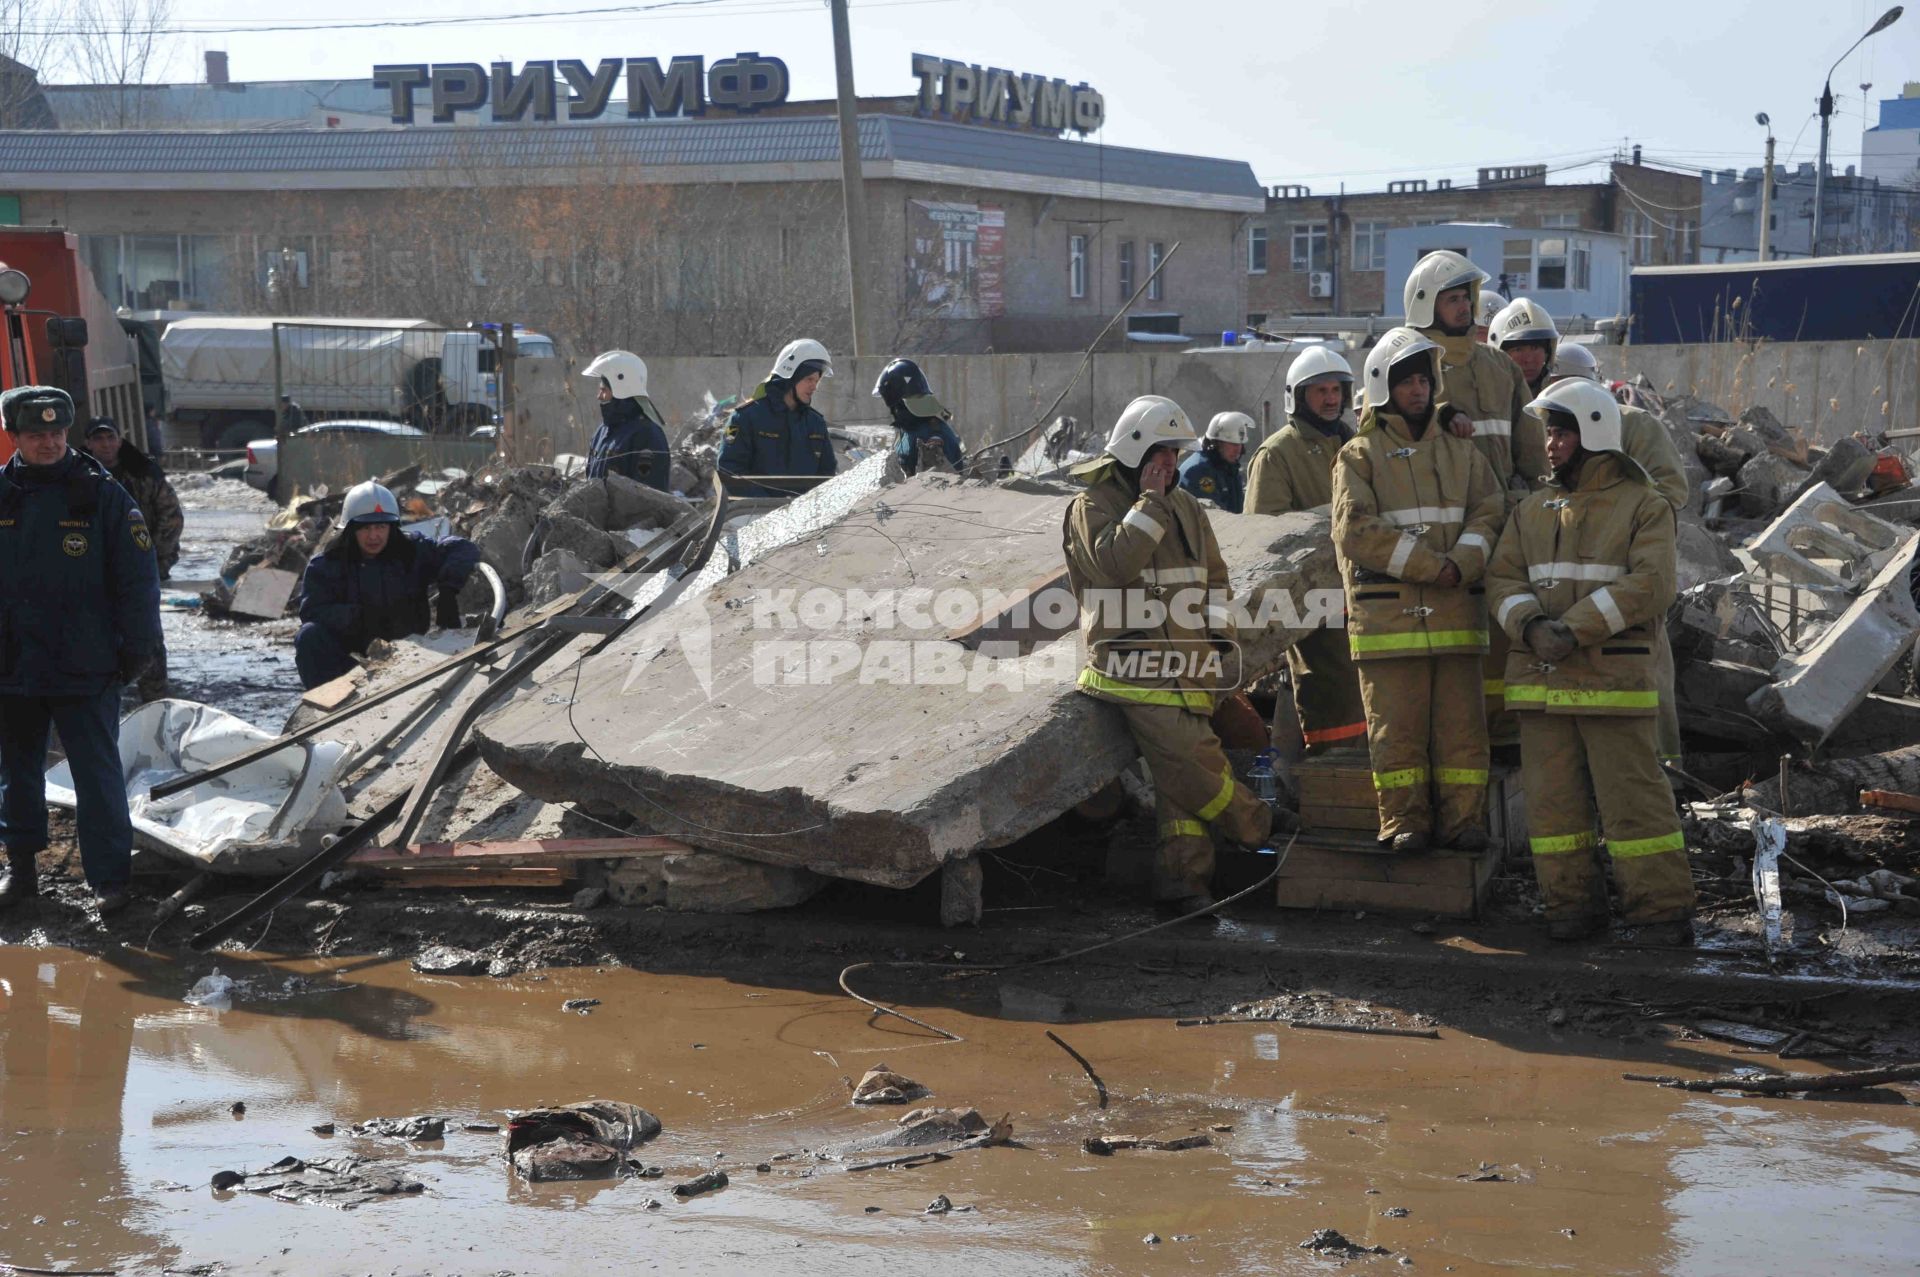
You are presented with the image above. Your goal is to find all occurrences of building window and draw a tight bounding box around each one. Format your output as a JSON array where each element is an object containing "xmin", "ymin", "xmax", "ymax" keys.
[
  {"xmin": 1681, "ymin": 218, "xmax": 1698, "ymax": 262},
  {"xmin": 1572, "ymin": 239, "xmax": 1592, "ymax": 290},
  {"xmin": 1248, "ymin": 225, "xmax": 1269, "ymax": 274},
  {"xmin": 1118, "ymin": 240, "xmax": 1134, "ymax": 296},
  {"xmin": 1147, "ymin": 241, "xmax": 1166, "ymax": 301},
  {"xmin": 1246, "ymin": 312, "xmax": 1268, "ymax": 329},
  {"xmin": 1352, "ymin": 220, "xmax": 1387, "ymax": 271},
  {"xmin": 1289, "ymin": 221, "xmax": 1328, "ymax": 273},
  {"xmin": 1541, "ymin": 212, "xmax": 1580, "ymax": 229},
  {"xmin": 1069, "ymin": 234, "xmax": 1087, "ymax": 299},
  {"xmin": 1502, "ymin": 238, "xmax": 1533, "ymax": 291},
  {"xmin": 1626, "ymin": 212, "xmax": 1655, "ymax": 265},
  {"xmin": 1537, "ymin": 237, "xmax": 1569, "ymax": 290}
]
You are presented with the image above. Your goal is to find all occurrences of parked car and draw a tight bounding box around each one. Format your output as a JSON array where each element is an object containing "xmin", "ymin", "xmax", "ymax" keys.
[{"xmin": 243, "ymin": 420, "xmax": 426, "ymax": 499}]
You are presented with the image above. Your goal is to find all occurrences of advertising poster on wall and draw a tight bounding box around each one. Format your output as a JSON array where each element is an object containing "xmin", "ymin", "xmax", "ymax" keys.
[{"xmin": 907, "ymin": 201, "xmax": 1006, "ymax": 319}]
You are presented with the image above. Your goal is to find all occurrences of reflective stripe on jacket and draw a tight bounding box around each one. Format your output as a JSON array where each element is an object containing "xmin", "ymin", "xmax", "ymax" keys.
[
  {"xmin": 1484, "ymin": 451, "xmax": 1677, "ymax": 716},
  {"xmin": 1331, "ymin": 402, "xmax": 1506, "ymax": 661},
  {"xmin": 1064, "ymin": 462, "xmax": 1235, "ymax": 709}
]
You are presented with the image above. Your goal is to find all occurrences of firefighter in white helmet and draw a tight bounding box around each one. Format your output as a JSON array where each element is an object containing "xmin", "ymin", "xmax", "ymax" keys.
[
  {"xmin": 1246, "ymin": 345, "xmax": 1367, "ymax": 753},
  {"xmin": 718, "ymin": 338, "xmax": 837, "ymax": 497},
  {"xmin": 1474, "ymin": 285, "xmax": 1508, "ymax": 343},
  {"xmin": 581, "ymin": 350, "xmax": 671, "ymax": 491},
  {"xmin": 294, "ymin": 480, "xmax": 481, "ymax": 689},
  {"xmin": 1177, "ymin": 411, "xmax": 1253, "ymax": 512},
  {"xmin": 1486, "ymin": 378, "xmax": 1694, "ymax": 943},
  {"xmin": 1542, "ymin": 325, "xmax": 1690, "ymax": 767},
  {"xmin": 1332, "ymin": 328, "xmax": 1506, "ymax": 853},
  {"xmin": 1064, "ymin": 395, "xmax": 1280, "ymax": 912}
]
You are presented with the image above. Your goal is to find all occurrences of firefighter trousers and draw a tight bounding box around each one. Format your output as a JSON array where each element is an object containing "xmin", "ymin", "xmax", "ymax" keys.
[
  {"xmin": 1517, "ymin": 712, "xmax": 1696, "ymax": 926},
  {"xmin": 1484, "ymin": 627, "xmax": 1518, "ymax": 749},
  {"xmin": 1653, "ymin": 617, "xmax": 1680, "ymax": 765},
  {"xmin": 1354, "ymin": 654, "xmax": 1489, "ymax": 844},
  {"xmin": 1118, "ymin": 701, "xmax": 1273, "ymax": 902},
  {"xmin": 1286, "ymin": 626, "xmax": 1368, "ymax": 755}
]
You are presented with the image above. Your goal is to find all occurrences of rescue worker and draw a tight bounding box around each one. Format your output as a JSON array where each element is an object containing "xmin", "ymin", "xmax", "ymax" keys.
[
  {"xmin": 581, "ymin": 349, "xmax": 671, "ymax": 491},
  {"xmin": 1063, "ymin": 394, "xmax": 1277, "ymax": 912},
  {"xmin": 1177, "ymin": 413, "xmax": 1252, "ymax": 513},
  {"xmin": 0, "ymin": 387, "xmax": 162, "ymax": 916},
  {"xmin": 1405, "ymin": 250, "xmax": 1547, "ymax": 755},
  {"xmin": 873, "ymin": 357, "xmax": 965, "ymax": 477},
  {"xmin": 718, "ymin": 339, "xmax": 837, "ymax": 497},
  {"xmin": 1543, "ymin": 333, "xmax": 1690, "ymax": 766},
  {"xmin": 1245, "ymin": 346, "xmax": 1368, "ymax": 753},
  {"xmin": 1332, "ymin": 328, "xmax": 1506, "ymax": 853},
  {"xmin": 83, "ymin": 417, "xmax": 183, "ymax": 701},
  {"xmin": 294, "ymin": 480, "xmax": 481, "ymax": 689},
  {"xmin": 1485, "ymin": 378, "xmax": 1694, "ymax": 942}
]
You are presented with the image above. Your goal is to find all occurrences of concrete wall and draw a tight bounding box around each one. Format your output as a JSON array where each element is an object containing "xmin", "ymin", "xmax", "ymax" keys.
[{"xmin": 1601, "ymin": 338, "xmax": 1920, "ymax": 444}]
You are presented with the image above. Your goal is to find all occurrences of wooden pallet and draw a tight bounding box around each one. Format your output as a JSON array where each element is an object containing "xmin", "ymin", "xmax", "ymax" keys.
[
  {"xmin": 1275, "ymin": 829, "xmax": 1501, "ymax": 920},
  {"xmin": 1291, "ymin": 755, "xmax": 1523, "ymax": 857}
]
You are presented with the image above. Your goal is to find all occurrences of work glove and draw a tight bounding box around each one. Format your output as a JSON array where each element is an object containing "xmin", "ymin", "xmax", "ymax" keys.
[
  {"xmin": 434, "ymin": 588, "xmax": 464, "ymax": 630},
  {"xmin": 1524, "ymin": 617, "xmax": 1577, "ymax": 663},
  {"xmin": 1445, "ymin": 409, "xmax": 1475, "ymax": 439}
]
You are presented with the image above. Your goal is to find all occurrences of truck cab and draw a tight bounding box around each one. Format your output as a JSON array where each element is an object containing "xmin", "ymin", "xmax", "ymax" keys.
[{"xmin": 437, "ymin": 324, "xmax": 554, "ymax": 428}]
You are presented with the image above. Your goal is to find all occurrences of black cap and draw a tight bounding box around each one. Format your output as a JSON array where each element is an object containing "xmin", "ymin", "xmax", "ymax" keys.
[{"xmin": 85, "ymin": 417, "xmax": 120, "ymax": 439}]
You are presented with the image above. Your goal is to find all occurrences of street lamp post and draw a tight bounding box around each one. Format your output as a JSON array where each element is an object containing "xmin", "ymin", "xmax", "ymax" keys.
[
  {"xmin": 1813, "ymin": 5, "xmax": 1902, "ymax": 256},
  {"xmin": 1756, "ymin": 113, "xmax": 1775, "ymax": 262}
]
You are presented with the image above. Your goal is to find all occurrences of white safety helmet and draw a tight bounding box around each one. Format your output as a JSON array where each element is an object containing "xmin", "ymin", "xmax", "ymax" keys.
[
  {"xmin": 1283, "ymin": 344, "xmax": 1355, "ymax": 417},
  {"xmin": 338, "ymin": 479, "xmax": 402, "ymax": 529},
  {"xmin": 770, "ymin": 338, "xmax": 834, "ymax": 382},
  {"xmin": 1476, "ymin": 288, "xmax": 1508, "ymax": 330},
  {"xmin": 1548, "ymin": 342, "xmax": 1601, "ymax": 383},
  {"xmin": 1489, "ymin": 298, "xmax": 1559, "ymax": 357},
  {"xmin": 1204, "ymin": 411, "xmax": 1255, "ymax": 446},
  {"xmin": 582, "ymin": 349, "xmax": 649, "ymax": 399},
  {"xmin": 1403, "ymin": 249, "xmax": 1489, "ymax": 329},
  {"xmin": 1362, "ymin": 327, "xmax": 1446, "ymax": 410},
  {"xmin": 1525, "ymin": 378, "xmax": 1623, "ymax": 454},
  {"xmin": 1103, "ymin": 394, "xmax": 1201, "ymax": 468}
]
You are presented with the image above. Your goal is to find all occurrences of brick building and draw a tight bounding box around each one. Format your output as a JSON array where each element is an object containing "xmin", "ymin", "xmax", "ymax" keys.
[{"xmin": 1245, "ymin": 158, "xmax": 1701, "ymax": 324}]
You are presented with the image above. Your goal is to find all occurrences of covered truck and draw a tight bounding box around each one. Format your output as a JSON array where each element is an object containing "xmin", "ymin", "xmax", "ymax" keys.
[{"xmin": 160, "ymin": 316, "xmax": 555, "ymax": 448}]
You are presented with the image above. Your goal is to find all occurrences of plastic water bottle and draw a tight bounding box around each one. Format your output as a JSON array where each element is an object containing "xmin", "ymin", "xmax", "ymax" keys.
[{"xmin": 1249, "ymin": 748, "xmax": 1279, "ymax": 809}]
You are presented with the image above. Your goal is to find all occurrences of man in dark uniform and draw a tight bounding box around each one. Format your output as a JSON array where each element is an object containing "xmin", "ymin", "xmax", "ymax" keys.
[
  {"xmin": 0, "ymin": 387, "xmax": 162, "ymax": 916},
  {"xmin": 1177, "ymin": 412, "xmax": 1253, "ymax": 513},
  {"xmin": 581, "ymin": 349, "xmax": 672, "ymax": 491},
  {"xmin": 717, "ymin": 338, "xmax": 837, "ymax": 497},
  {"xmin": 85, "ymin": 417, "xmax": 183, "ymax": 702},
  {"xmin": 872, "ymin": 357, "xmax": 964, "ymax": 477},
  {"xmin": 294, "ymin": 479, "xmax": 481, "ymax": 689}
]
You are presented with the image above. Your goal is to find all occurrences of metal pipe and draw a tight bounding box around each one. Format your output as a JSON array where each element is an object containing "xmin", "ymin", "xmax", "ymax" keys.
[{"xmin": 474, "ymin": 561, "xmax": 508, "ymax": 643}]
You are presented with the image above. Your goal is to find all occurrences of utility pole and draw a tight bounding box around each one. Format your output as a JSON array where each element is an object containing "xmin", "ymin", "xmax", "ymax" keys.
[
  {"xmin": 828, "ymin": 0, "xmax": 872, "ymax": 357},
  {"xmin": 1813, "ymin": 7, "xmax": 1904, "ymax": 257},
  {"xmin": 1758, "ymin": 127, "xmax": 1776, "ymax": 262}
]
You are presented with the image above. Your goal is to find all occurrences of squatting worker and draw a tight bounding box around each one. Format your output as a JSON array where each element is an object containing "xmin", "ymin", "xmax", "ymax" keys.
[
  {"xmin": 1544, "ymin": 338, "xmax": 1689, "ymax": 769},
  {"xmin": 719, "ymin": 339, "xmax": 838, "ymax": 497},
  {"xmin": 294, "ymin": 480, "xmax": 481, "ymax": 689},
  {"xmin": 84, "ymin": 416, "xmax": 183, "ymax": 702},
  {"xmin": 1177, "ymin": 413, "xmax": 1252, "ymax": 513},
  {"xmin": 873, "ymin": 357, "xmax": 965, "ymax": 477},
  {"xmin": 1063, "ymin": 394, "xmax": 1280, "ymax": 914},
  {"xmin": 1332, "ymin": 328, "xmax": 1505, "ymax": 855},
  {"xmin": 1485, "ymin": 378, "xmax": 1695, "ymax": 944},
  {"xmin": 1245, "ymin": 346, "xmax": 1367, "ymax": 754},
  {"xmin": 0, "ymin": 387, "xmax": 162, "ymax": 917},
  {"xmin": 582, "ymin": 350, "xmax": 672, "ymax": 491}
]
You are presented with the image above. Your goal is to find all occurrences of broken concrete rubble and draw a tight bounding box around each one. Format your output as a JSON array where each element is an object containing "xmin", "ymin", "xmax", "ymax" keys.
[{"xmin": 475, "ymin": 472, "xmax": 1340, "ymax": 893}]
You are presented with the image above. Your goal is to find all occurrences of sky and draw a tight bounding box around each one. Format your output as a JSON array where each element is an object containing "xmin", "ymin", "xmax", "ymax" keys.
[{"xmin": 34, "ymin": 0, "xmax": 1920, "ymax": 191}]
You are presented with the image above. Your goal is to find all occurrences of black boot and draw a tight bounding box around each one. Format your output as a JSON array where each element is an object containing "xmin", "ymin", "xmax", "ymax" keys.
[{"xmin": 0, "ymin": 853, "xmax": 39, "ymax": 911}]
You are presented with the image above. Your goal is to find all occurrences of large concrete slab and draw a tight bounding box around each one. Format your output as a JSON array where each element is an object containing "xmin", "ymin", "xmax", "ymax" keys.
[{"xmin": 476, "ymin": 473, "xmax": 1339, "ymax": 890}]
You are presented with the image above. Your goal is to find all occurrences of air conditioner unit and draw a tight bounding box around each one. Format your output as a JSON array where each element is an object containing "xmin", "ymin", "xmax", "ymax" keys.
[{"xmin": 1307, "ymin": 271, "xmax": 1334, "ymax": 299}]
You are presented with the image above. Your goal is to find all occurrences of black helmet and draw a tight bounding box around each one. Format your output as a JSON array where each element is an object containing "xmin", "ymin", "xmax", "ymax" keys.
[{"xmin": 872, "ymin": 358, "xmax": 932, "ymax": 410}]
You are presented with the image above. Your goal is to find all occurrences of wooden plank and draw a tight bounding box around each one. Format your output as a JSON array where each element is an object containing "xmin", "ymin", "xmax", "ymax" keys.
[
  {"xmin": 350, "ymin": 835, "xmax": 692, "ymax": 870},
  {"xmin": 1276, "ymin": 876, "xmax": 1477, "ymax": 918},
  {"xmin": 301, "ymin": 671, "xmax": 363, "ymax": 711},
  {"xmin": 1861, "ymin": 789, "xmax": 1920, "ymax": 815},
  {"xmin": 1300, "ymin": 805, "xmax": 1383, "ymax": 833},
  {"xmin": 371, "ymin": 867, "xmax": 572, "ymax": 889},
  {"xmin": 1282, "ymin": 846, "xmax": 1485, "ymax": 888}
]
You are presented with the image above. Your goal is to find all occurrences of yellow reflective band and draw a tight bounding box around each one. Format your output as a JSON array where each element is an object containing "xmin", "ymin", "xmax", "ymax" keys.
[
  {"xmin": 1076, "ymin": 667, "xmax": 1214, "ymax": 712},
  {"xmin": 1502, "ymin": 685, "xmax": 1659, "ymax": 711},
  {"xmin": 1349, "ymin": 629, "xmax": 1489, "ymax": 654},
  {"xmin": 1161, "ymin": 819, "xmax": 1208, "ymax": 840},
  {"xmin": 1530, "ymin": 830, "xmax": 1598, "ymax": 855},
  {"xmin": 1373, "ymin": 767, "xmax": 1429, "ymax": 790},
  {"xmin": 1608, "ymin": 829, "xmax": 1686, "ymax": 859},
  {"xmin": 1196, "ymin": 766, "xmax": 1236, "ymax": 822},
  {"xmin": 1483, "ymin": 679, "xmax": 1505, "ymax": 696},
  {"xmin": 1435, "ymin": 768, "xmax": 1489, "ymax": 786}
]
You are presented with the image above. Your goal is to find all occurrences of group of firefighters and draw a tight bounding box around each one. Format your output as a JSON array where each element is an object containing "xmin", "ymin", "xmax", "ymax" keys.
[
  {"xmin": 1067, "ymin": 249, "xmax": 1696, "ymax": 945},
  {"xmin": 0, "ymin": 253, "xmax": 1696, "ymax": 944}
]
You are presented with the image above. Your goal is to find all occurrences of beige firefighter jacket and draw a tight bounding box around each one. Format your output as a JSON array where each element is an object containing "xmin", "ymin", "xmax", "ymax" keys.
[
  {"xmin": 1423, "ymin": 328, "xmax": 1545, "ymax": 495},
  {"xmin": 1331, "ymin": 402, "xmax": 1506, "ymax": 662},
  {"xmin": 1246, "ymin": 417, "xmax": 1349, "ymax": 514},
  {"xmin": 1485, "ymin": 451, "xmax": 1678, "ymax": 716},
  {"xmin": 1621, "ymin": 405, "xmax": 1690, "ymax": 513},
  {"xmin": 1064, "ymin": 461, "xmax": 1235, "ymax": 711}
]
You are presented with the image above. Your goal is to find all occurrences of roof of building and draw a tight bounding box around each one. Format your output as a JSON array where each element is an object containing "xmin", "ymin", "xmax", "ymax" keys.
[{"xmin": 0, "ymin": 113, "xmax": 1264, "ymax": 210}]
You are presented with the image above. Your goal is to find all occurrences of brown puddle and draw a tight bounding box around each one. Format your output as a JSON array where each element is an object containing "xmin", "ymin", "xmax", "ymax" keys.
[{"xmin": 2, "ymin": 946, "xmax": 1918, "ymax": 1276}]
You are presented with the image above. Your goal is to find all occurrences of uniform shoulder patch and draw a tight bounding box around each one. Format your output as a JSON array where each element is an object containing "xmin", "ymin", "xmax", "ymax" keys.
[
  {"xmin": 131, "ymin": 523, "xmax": 152, "ymax": 552},
  {"xmin": 1197, "ymin": 476, "xmax": 1216, "ymax": 493}
]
